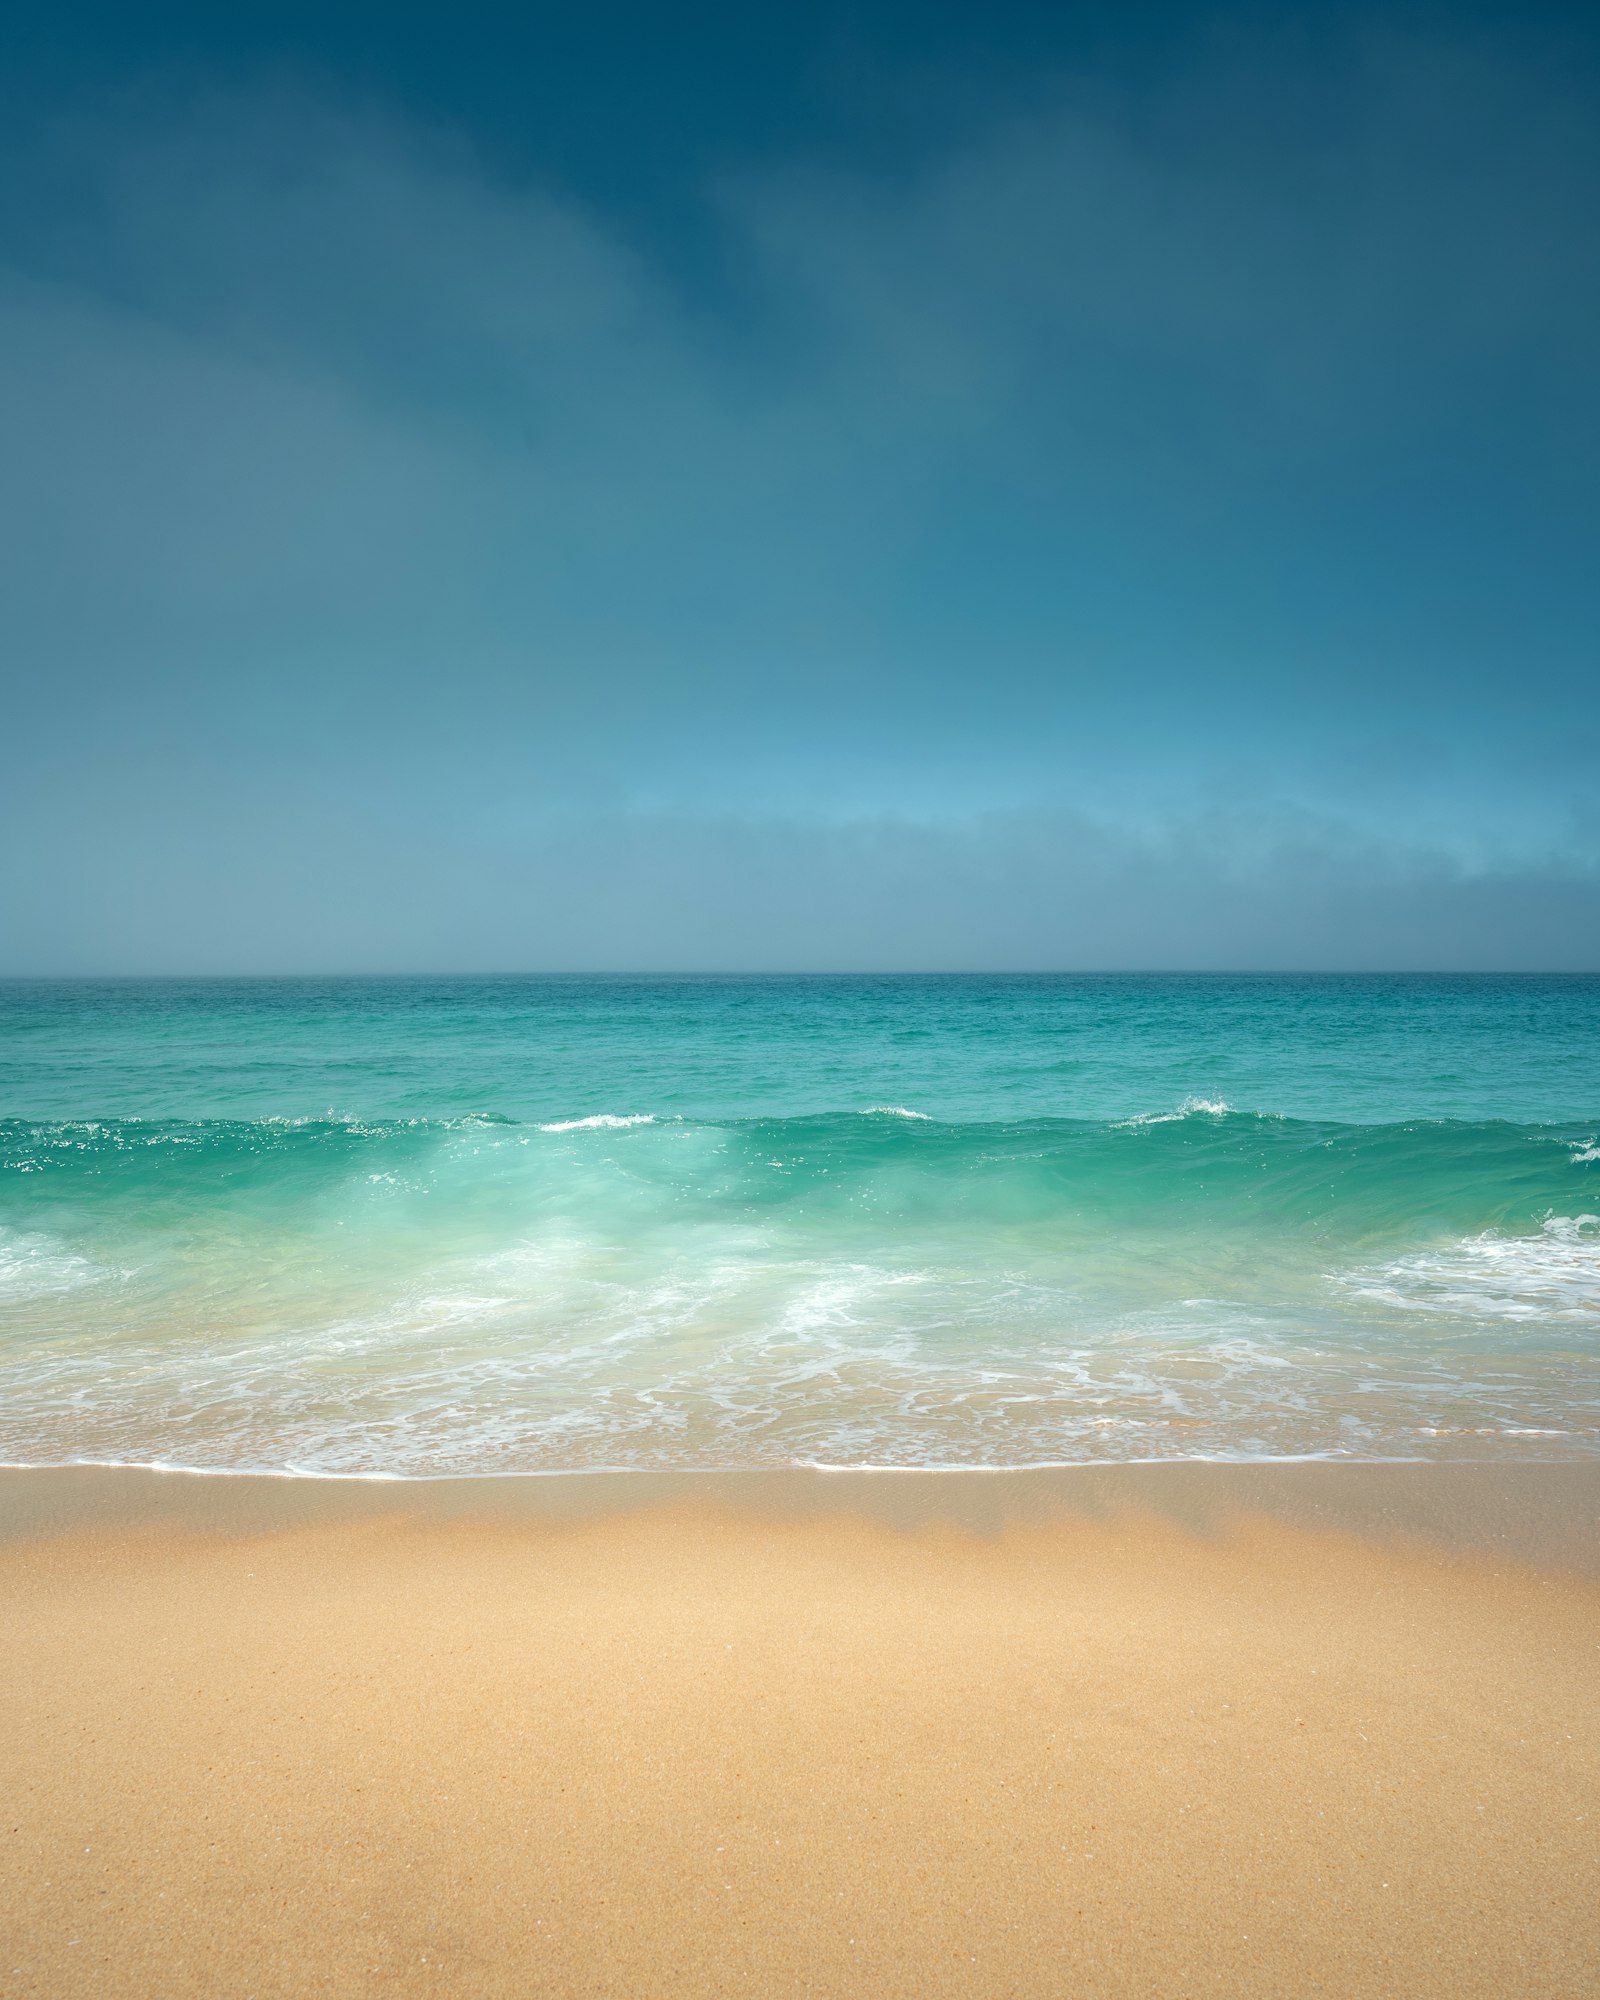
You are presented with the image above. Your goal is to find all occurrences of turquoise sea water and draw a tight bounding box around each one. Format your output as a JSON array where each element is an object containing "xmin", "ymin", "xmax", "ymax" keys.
[{"xmin": 1, "ymin": 975, "xmax": 1597, "ymax": 1474}]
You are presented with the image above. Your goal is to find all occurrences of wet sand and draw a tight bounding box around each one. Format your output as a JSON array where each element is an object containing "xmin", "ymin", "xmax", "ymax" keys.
[{"xmin": 2, "ymin": 1463, "xmax": 1598, "ymax": 1997}]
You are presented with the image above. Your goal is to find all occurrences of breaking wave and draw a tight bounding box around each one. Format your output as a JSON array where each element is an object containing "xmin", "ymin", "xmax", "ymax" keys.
[
  {"xmin": 1339, "ymin": 1215, "xmax": 1600, "ymax": 1321},
  {"xmin": 1, "ymin": 1107, "xmax": 1597, "ymax": 1475}
]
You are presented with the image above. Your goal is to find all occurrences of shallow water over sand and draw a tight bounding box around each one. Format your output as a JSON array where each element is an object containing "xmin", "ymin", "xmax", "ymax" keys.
[{"xmin": 2, "ymin": 975, "xmax": 1596, "ymax": 1473}]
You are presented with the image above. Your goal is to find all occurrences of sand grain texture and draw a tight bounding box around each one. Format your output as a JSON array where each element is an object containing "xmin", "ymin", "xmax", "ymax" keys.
[{"xmin": 2, "ymin": 1483, "xmax": 1597, "ymax": 1998}]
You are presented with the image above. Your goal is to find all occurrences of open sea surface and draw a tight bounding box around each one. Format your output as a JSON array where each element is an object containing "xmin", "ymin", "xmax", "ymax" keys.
[{"xmin": 1, "ymin": 974, "xmax": 1597, "ymax": 1475}]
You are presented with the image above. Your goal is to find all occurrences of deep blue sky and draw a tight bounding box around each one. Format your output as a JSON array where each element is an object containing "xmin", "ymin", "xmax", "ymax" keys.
[{"xmin": 2, "ymin": 1, "xmax": 1597, "ymax": 970}]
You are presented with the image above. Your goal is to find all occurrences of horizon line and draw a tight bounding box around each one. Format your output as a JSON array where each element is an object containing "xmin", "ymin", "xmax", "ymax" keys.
[{"xmin": 3, "ymin": 968, "xmax": 1598, "ymax": 984}]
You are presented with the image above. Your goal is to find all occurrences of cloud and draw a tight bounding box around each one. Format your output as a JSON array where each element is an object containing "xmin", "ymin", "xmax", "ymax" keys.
[
  {"xmin": 6, "ymin": 31, "xmax": 1596, "ymax": 630},
  {"xmin": 1, "ymin": 24, "xmax": 1597, "ymax": 968},
  {"xmin": 730, "ymin": 30, "xmax": 1600, "ymax": 459},
  {"xmin": 4, "ymin": 779, "xmax": 1596, "ymax": 972}
]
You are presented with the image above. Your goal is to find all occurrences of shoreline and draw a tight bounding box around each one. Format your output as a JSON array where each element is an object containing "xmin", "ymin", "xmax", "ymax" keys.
[
  {"xmin": 4, "ymin": 1459, "xmax": 1597, "ymax": 1996},
  {"xmin": 4, "ymin": 1456, "xmax": 1600, "ymax": 1574}
]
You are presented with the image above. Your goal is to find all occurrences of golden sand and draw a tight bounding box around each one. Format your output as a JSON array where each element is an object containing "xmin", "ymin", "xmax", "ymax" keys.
[{"xmin": 2, "ymin": 1467, "xmax": 1597, "ymax": 1997}]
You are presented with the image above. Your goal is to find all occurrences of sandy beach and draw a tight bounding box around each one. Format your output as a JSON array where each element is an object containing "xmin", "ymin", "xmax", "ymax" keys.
[{"xmin": 2, "ymin": 1463, "xmax": 1597, "ymax": 1998}]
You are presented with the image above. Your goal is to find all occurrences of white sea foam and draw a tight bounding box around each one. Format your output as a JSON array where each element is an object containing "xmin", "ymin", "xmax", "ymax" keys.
[
  {"xmin": 0, "ymin": 1228, "xmax": 104, "ymax": 1299},
  {"xmin": 5, "ymin": 1187, "xmax": 1598, "ymax": 1477},
  {"xmin": 862, "ymin": 1106, "xmax": 932, "ymax": 1120},
  {"xmin": 537, "ymin": 1114, "xmax": 656, "ymax": 1133},
  {"xmin": 1339, "ymin": 1215, "xmax": 1600, "ymax": 1321},
  {"xmin": 1115, "ymin": 1097, "xmax": 1233, "ymax": 1128},
  {"xmin": 1572, "ymin": 1140, "xmax": 1600, "ymax": 1164},
  {"xmin": 8, "ymin": 1231, "xmax": 1593, "ymax": 1478}
]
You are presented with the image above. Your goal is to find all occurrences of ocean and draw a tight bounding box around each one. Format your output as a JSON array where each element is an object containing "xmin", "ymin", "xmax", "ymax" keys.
[{"xmin": 1, "ymin": 974, "xmax": 1596, "ymax": 1475}]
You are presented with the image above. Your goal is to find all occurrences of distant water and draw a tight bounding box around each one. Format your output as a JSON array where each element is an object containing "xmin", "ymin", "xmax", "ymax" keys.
[{"xmin": 1, "ymin": 975, "xmax": 1597, "ymax": 1475}]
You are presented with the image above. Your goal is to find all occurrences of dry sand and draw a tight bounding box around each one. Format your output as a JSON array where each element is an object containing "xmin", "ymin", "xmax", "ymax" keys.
[{"xmin": 1, "ymin": 1464, "xmax": 1597, "ymax": 1998}]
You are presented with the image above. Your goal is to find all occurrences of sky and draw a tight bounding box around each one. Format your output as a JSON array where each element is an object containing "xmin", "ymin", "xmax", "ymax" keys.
[{"xmin": 1, "ymin": 0, "xmax": 1597, "ymax": 971}]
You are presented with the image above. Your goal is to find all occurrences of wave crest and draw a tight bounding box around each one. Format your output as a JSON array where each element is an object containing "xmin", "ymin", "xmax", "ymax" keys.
[
  {"xmin": 537, "ymin": 1114, "xmax": 656, "ymax": 1133},
  {"xmin": 1115, "ymin": 1097, "xmax": 1234, "ymax": 1128}
]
